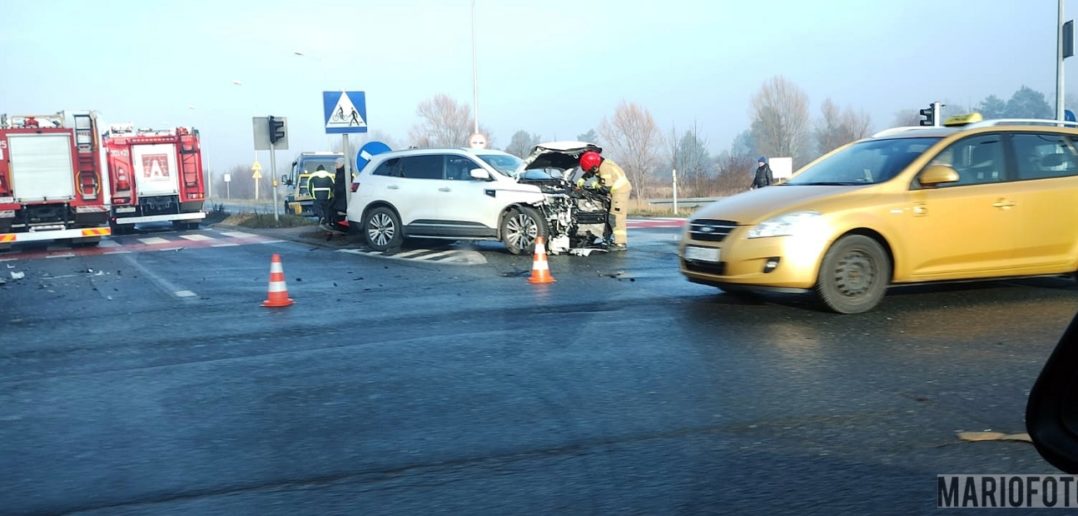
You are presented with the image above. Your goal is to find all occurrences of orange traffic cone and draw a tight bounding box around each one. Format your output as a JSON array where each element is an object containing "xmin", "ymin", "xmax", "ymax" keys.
[
  {"xmin": 528, "ymin": 236, "xmax": 556, "ymax": 284},
  {"xmin": 262, "ymin": 253, "xmax": 294, "ymax": 308}
]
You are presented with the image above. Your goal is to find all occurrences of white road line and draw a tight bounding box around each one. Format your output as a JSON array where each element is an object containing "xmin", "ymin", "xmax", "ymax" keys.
[
  {"xmin": 104, "ymin": 250, "xmax": 133, "ymax": 255},
  {"xmin": 98, "ymin": 240, "xmax": 121, "ymax": 248},
  {"xmin": 259, "ymin": 240, "xmax": 284, "ymax": 244},
  {"xmin": 119, "ymin": 253, "xmax": 198, "ymax": 302},
  {"xmin": 46, "ymin": 253, "xmax": 76, "ymax": 259},
  {"xmin": 175, "ymin": 290, "xmax": 197, "ymax": 298},
  {"xmin": 394, "ymin": 249, "xmax": 431, "ymax": 258},
  {"xmin": 179, "ymin": 234, "xmax": 214, "ymax": 241},
  {"xmin": 219, "ymin": 231, "xmax": 256, "ymax": 238},
  {"xmin": 138, "ymin": 237, "xmax": 171, "ymax": 245},
  {"xmin": 211, "ymin": 243, "xmax": 239, "ymax": 248},
  {"xmin": 419, "ymin": 250, "xmax": 459, "ymax": 260}
]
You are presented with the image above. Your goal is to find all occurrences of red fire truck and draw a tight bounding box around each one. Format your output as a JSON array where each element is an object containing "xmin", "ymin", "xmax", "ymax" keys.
[
  {"xmin": 103, "ymin": 124, "xmax": 206, "ymax": 232},
  {"xmin": 0, "ymin": 111, "xmax": 111, "ymax": 247}
]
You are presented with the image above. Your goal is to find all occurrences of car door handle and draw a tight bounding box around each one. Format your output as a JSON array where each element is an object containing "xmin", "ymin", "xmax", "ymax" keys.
[
  {"xmin": 387, "ymin": 185, "xmax": 399, "ymax": 190},
  {"xmin": 438, "ymin": 187, "xmax": 451, "ymax": 192},
  {"xmin": 992, "ymin": 199, "xmax": 1015, "ymax": 209}
]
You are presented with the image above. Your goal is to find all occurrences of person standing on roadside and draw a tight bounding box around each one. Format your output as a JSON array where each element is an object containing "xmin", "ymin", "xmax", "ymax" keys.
[
  {"xmin": 578, "ymin": 151, "xmax": 632, "ymax": 251},
  {"xmin": 751, "ymin": 156, "xmax": 774, "ymax": 189},
  {"xmin": 307, "ymin": 165, "xmax": 335, "ymax": 226}
]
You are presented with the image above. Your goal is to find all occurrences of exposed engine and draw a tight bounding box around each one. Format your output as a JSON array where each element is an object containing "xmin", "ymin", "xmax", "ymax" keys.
[{"xmin": 518, "ymin": 172, "xmax": 611, "ymax": 254}]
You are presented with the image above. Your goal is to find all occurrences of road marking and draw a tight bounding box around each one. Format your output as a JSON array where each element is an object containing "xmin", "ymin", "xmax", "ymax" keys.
[
  {"xmin": 175, "ymin": 290, "xmax": 197, "ymax": 298},
  {"xmin": 394, "ymin": 249, "xmax": 430, "ymax": 258},
  {"xmin": 219, "ymin": 231, "xmax": 257, "ymax": 238},
  {"xmin": 120, "ymin": 253, "xmax": 198, "ymax": 302},
  {"xmin": 419, "ymin": 249, "xmax": 459, "ymax": 260},
  {"xmin": 0, "ymin": 229, "xmax": 278, "ymax": 262},
  {"xmin": 338, "ymin": 247, "xmax": 486, "ymax": 265}
]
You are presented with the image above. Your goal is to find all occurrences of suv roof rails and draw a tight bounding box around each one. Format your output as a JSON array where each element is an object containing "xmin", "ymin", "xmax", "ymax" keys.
[{"xmin": 964, "ymin": 119, "xmax": 1078, "ymax": 129}]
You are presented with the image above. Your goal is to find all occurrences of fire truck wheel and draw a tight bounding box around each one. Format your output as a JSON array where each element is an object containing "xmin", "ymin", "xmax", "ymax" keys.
[{"xmin": 110, "ymin": 223, "xmax": 132, "ymax": 235}]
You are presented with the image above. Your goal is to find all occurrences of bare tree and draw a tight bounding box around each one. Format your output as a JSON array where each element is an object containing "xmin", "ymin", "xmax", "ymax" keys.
[
  {"xmin": 713, "ymin": 152, "xmax": 756, "ymax": 196},
  {"xmin": 667, "ymin": 124, "xmax": 713, "ymax": 197},
  {"xmin": 598, "ymin": 101, "xmax": 662, "ymax": 200},
  {"xmin": 408, "ymin": 94, "xmax": 486, "ymax": 148},
  {"xmin": 892, "ymin": 109, "xmax": 921, "ymax": 127},
  {"xmin": 750, "ymin": 76, "xmax": 810, "ymax": 166},
  {"xmin": 505, "ymin": 130, "xmax": 541, "ymax": 158},
  {"xmin": 815, "ymin": 98, "xmax": 872, "ymax": 154}
]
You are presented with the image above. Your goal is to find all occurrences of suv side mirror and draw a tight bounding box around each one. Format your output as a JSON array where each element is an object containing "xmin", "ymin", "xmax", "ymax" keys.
[
  {"xmin": 281, "ymin": 174, "xmax": 291, "ymax": 186},
  {"xmin": 919, "ymin": 165, "xmax": 960, "ymax": 186},
  {"xmin": 469, "ymin": 168, "xmax": 491, "ymax": 180}
]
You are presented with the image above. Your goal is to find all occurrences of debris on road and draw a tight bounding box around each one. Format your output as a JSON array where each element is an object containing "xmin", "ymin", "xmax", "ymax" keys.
[{"xmin": 956, "ymin": 431, "xmax": 1032, "ymax": 443}]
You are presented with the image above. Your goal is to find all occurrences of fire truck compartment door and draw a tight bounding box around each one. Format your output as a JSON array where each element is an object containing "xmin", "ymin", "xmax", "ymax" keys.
[
  {"xmin": 8, "ymin": 134, "xmax": 76, "ymax": 202},
  {"xmin": 132, "ymin": 143, "xmax": 180, "ymax": 197}
]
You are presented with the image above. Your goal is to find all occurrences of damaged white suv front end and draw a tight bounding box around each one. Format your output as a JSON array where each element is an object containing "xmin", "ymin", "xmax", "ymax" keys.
[{"xmin": 516, "ymin": 142, "xmax": 612, "ymax": 254}]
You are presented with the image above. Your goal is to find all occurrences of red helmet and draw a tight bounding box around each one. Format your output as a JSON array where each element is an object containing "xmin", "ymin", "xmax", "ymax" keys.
[{"xmin": 579, "ymin": 151, "xmax": 602, "ymax": 172}]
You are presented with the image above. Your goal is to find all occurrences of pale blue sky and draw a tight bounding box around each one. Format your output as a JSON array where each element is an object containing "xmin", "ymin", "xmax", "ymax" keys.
[{"xmin": 2, "ymin": 0, "xmax": 1070, "ymax": 172}]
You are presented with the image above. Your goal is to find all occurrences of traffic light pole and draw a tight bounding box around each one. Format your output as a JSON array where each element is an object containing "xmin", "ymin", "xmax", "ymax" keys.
[{"xmin": 269, "ymin": 142, "xmax": 280, "ymax": 224}]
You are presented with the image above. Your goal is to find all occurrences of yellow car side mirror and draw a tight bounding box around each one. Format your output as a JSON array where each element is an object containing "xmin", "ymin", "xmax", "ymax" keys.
[{"xmin": 919, "ymin": 165, "xmax": 960, "ymax": 186}]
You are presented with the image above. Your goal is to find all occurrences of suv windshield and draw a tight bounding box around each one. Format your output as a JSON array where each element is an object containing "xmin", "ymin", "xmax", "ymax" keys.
[
  {"xmin": 787, "ymin": 137, "xmax": 940, "ymax": 185},
  {"xmin": 476, "ymin": 154, "xmax": 522, "ymax": 176}
]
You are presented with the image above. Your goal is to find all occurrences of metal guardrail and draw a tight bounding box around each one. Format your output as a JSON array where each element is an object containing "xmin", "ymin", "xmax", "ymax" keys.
[{"xmin": 647, "ymin": 197, "xmax": 722, "ymax": 208}]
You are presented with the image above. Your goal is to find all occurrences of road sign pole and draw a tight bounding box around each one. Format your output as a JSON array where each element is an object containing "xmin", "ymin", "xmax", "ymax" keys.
[
  {"xmin": 342, "ymin": 134, "xmax": 352, "ymax": 179},
  {"xmin": 672, "ymin": 168, "xmax": 679, "ymax": 215},
  {"xmin": 270, "ymin": 142, "xmax": 280, "ymax": 224}
]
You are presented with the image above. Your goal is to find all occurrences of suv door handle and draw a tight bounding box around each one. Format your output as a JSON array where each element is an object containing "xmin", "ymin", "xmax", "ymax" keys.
[
  {"xmin": 387, "ymin": 185, "xmax": 399, "ymax": 190},
  {"xmin": 438, "ymin": 187, "xmax": 451, "ymax": 192},
  {"xmin": 992, "ymin": 199, "xmax": 1015, "ymax": 209}
]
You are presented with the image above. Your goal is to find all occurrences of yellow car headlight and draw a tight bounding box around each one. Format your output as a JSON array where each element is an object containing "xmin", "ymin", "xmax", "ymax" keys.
[{"xmin": 746, "ymin": 211, "xmax": 822, "ymax": 239}]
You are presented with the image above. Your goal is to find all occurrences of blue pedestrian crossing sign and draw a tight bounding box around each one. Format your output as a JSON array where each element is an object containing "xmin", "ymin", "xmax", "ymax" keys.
[{"xmin": 323, "ymin": 91, "xmax": 368, "ymax": 134}]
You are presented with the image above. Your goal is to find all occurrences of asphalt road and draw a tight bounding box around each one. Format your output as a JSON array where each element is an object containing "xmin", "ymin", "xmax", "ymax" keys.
[{"xmin": 1, "ymin": 222, "xmax": 1076, "ymax": 514}]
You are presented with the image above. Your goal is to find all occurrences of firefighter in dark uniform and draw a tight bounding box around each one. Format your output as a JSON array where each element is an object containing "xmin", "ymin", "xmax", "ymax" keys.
[{"xmin": 307, "ymin": 165, "xmax": 335, "ymax": 226}]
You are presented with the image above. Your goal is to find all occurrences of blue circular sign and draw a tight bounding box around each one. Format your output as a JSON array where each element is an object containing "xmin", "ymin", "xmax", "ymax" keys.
[{"xmin": 356, "ymin": 141, "xmax": 392, "ymax": 171}]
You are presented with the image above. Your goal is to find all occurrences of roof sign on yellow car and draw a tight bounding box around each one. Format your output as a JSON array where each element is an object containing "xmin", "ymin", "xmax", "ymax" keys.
[{"xmin": 943, "ymin": 112, "xmax": 984, "ymax": 127}]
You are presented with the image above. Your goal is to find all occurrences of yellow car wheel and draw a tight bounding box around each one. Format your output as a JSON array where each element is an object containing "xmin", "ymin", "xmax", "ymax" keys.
[{"xmin": 815, "ymin": 235, "xmax": 891, "ymax": 314}]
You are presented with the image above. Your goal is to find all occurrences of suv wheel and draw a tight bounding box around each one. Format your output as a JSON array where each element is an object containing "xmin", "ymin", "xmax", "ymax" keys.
[
  {"xmin": 363, "ymin": 206, "xmax": 403, "ymax": 252},
  {"xmin": 815, "ymin": 235, "xmax": 890, "ymax": 314},
  {"xmin": 501, "ymin": 206, "xmax": 547, "ymax": 255}
]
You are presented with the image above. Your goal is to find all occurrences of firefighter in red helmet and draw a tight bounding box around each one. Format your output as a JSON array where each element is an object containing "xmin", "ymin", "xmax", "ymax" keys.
[{"xmin": 578, "ymin": 150, "xmax": 632, "ymax": 251}]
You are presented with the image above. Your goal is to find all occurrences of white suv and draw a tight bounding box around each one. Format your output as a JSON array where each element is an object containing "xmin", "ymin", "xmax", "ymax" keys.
[{"xmin": 346, "ymin": 148, "xmax": 551, "ymax": 254}]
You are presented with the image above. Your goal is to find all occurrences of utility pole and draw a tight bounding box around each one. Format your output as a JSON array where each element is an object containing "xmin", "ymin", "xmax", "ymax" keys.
[
  {"xmin": 1058, "ymin": 0, "xmax": 1066, "ymax": 121},
  {"xmin": 471, "ymin": 0, "xmax": 479, "ymax": 135}
]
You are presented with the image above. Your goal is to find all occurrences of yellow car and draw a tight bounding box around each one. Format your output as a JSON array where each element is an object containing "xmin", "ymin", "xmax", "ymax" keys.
[{"xmin": 680, "ymin": 118, "xmax": 1078, "ymax": 313}]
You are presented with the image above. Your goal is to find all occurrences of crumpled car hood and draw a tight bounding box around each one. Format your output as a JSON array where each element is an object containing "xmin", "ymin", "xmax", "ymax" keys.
[{"xmin": 520, "ymin": 141, "xmax": 602, "ymax": 174}]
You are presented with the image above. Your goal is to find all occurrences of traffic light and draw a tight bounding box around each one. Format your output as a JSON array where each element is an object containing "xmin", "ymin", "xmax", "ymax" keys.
[
  {"xmin": 919, "ymin": 104, "xmax": 935, "ymax": 127},
  {"xmin": 268, "ymin": 116, "xmax": 286, "ymax": 144}
]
